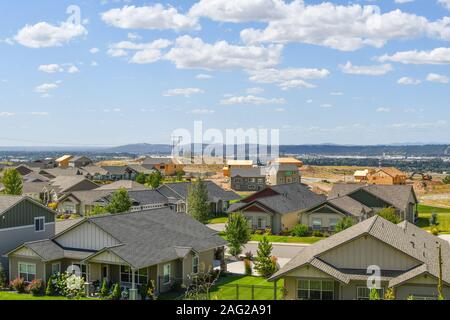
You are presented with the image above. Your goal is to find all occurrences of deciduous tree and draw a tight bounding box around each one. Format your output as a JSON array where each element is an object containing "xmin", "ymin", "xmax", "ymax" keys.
[
  {"xmin": 187, "ymin": 179, "xmax": 210, "ymax": 223},
  {"xmin": 106, "ymin": 188, "xmax": 132, "ymax": 214},
  {"xmin": 225, "ymin": 212, "xmax": 251, "ymax": 257}
]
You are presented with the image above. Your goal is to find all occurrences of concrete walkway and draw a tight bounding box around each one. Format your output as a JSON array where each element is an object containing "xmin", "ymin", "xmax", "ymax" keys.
[{"xmin": 207, "ymin": 223, "xmax": 226, "ymax": 232}]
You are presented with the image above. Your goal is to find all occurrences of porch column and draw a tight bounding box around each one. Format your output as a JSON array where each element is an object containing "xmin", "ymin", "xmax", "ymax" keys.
[
  {"xmin": 129, "ymin": 268, "xmax": 138, "ymax": 300},
  {"xmin": 84, "ymin": 264, "xmax": 91, "ymax": 297}
]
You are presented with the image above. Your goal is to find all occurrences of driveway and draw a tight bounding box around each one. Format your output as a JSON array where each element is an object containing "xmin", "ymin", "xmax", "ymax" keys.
[
  {"xmin": 439, "ymin": 234, "xmax": 450, "ymax": 243},
  {"xmin": 208, "ymin": 223, "xmax": 226, "ymax": 232}
]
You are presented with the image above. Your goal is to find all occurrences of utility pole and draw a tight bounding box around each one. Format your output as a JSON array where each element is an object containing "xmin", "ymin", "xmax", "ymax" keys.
[{"xmin": 438, "ymin": 243, "xmax": 444, "ymax": 300}]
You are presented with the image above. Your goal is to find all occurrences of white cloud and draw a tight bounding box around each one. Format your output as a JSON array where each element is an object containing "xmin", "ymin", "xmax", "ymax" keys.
[
  {"xmin": 67, "ymin": 65, "xmax": 80, "ymax": 74},
  {"xmin": 189, "ymin": 0, "xmax": 292, "ymax": 23},
  {"xmin": 379, "ymin": 48, "xmax": 450, "ymax": 64},
  {"xmin": 90, "ymin": 47, "xmax": 99, "ymax": 54},
  {"xmin": 339, "ymin": 61, "xmax": 393, "ymax": 76},
  {"xmin": 0, "ymin": 112, "xmax": 15, "ymax": 117},
  {"xmin": 108, "ymin": 39, "xmax": 172, "ymax": 64},
  {"xmin": 164, "ymin": 35, "xmax": 282, "ymax": 70},
  {"xmin": 127, "ymin": 33, "xmax": 141, "ymax": 40},
  {"xmin": 426, "ymin": 73, "xmax": 449, "ymax": 83},
  {"xmin": 14, "ymin": 22, "xmax": 87, "ymax": 48},
  {"xmin": 395, "ymin": 0, "xmax": 414, "ymax": 3},
  {"xmin": 246, "ymin": 87, "xmax": 265, "ymax": 95},
  {"xmin": 163, "ymin": 88, "xmax": 205, "ymax": 97},
  {"xmin": 187, "ymin": 108, "xmax": 215, "ymax": 114},
  {"xmin": 376, "ymin": 107, "xmax": 391, "ymax": 112},
  {"xmin": 247, "ymin": 67, "xmax": 328, "ymax": 89},
  {"xmin": 101, "ymin": 5, "xmax": 199, "ymax": 31},
  {"xmin": 38, "ymin": 64, "xmax": 64, "ymax": 73},
  {"xmin": 438, "ymin": 0, "xmax": 450, "ymax": 10},
  {"xmin": 239, "ymin": 2, "xmax": 450, "ymax": 51},
  {"xmin": 196, "ymin": 74, "xmax": 213, "ymax": 80},
  {"xmin": 397, "ymin": 77, "xmax": 421, "ymax": 85},
  {"xmin": 91, "ymin": 61, "xmax": 99, "ymax": 67},
  {"xmin": 220, "ymin": 95, "xmax": 286, "ymax": 105},
  {"xmin": 34, "ymin": 82, "xmax": 60, "ymax": 94},
  {"xmin": 279, "ymin": 79, "xmax": 316, "ymax": 90}
]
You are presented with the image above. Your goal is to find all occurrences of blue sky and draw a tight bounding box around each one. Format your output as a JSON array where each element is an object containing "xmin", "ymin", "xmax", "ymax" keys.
[{"xmin": 0, "ymin": 0, "xmax": 449, "ymax": 146}]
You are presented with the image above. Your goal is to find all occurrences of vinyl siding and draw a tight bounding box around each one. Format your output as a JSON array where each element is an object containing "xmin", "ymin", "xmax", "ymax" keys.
[{"xmin": 0, "ymin": 199, "xmax": 55, "ymax": 229}]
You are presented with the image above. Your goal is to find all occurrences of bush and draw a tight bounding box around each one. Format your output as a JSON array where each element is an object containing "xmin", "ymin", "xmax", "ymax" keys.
[
  {"xmin": 110, "ymin": 284, "xmax": 121, "ymax": 300},
  {"xmin": 384, "ymin": 288, "xmax": 396, "ymax": 300},
  {"xmin": 264, "ymin": 228, "xmax": 272, "ymax": 236},
  {"xmin": 147, "ymin": 280, "xmax": 157, "ymax": 300},
  {"xmin": 430, "ymin": 213, "xmax": 439, "ymax": 226},
  {"xmin": 0, "ymin": 265, "xmax": 8, "ymax": 289},
  {"xmin": 335, "ymin": 217, "xmax": 355, "ymax": 233},
  {"xmin": 431, "ymin": 227, "xmax": 440, "ymax": 236},
  {"xmin": 244, "ymin": 259, "xmax": 252, "ymax": 276},
  {"xmin": 45, "ymin": 278, "xmax": 56, "ymax": 296},
  {"xmin": 369, "ymin": 288, "xmax": 380, "ymax": 300},
  {"xmin": 99, "ymin": 279, "xmax": 110, "ymax": 299},
  {"xmin": 292, "ymin": 224, "xmax": 310, "ymax": 237},
  {"xmin": 443, "ymin": 175, "xmax": 450, "ymax": 185},
  {"xmin": 27, "ymin": 279, "xmax": 45, "ymax": 296},
  {"xmin": 312, "ymin": 230, "xmax": 324, "ymax": 237},
  {"xmin": 10, "ymin": 278, "xmax": 26, "ymax": 293}
]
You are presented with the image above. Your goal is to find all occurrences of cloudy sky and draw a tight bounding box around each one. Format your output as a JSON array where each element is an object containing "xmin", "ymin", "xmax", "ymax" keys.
[{"xmin": 0, "ymin": 0, "xmax": 450, "ymax": 146}]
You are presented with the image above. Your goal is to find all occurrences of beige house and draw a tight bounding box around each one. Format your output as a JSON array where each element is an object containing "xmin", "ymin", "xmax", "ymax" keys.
[
  {"xmin": 6, "ymin": 208, "xmax": 225, "ymax": 299},
  {"xmin": 270, "ymin": 216, "xmax": 450, "ymax": 300},
  {"xmin": 223, "ymin": 160, "xmax": 254, "ymax": 177},
  {"xmin": 55, "ymin": 155, "xmax": 74, "ymax": 168},
  {"xmin": 368, "ymin": 167, "xmax": 407, "ymax": 185}
]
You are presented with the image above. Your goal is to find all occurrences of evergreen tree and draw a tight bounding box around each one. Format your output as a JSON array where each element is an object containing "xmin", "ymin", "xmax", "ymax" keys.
[
  {"xmin": 369, "ymin": 288, "xmax": 380, "ymax": 300},
  {"xmin": 253, "ymin": 236, "xmax": 276, "ymax": 278},
  {"xmin": 225, "ymin": 213, "xmax": 251, "ymax": 257},
  {"xmin": 99, "ymin": 279, "xmax": 110, "ymax": 299},
  {"xmin": 45, "ymin": 278, "xmax": 56, "ymax": 296},
  {"xmin": 1, "ymin": 168, "xmax": 22, "ymax": 195},
  {"xmin": 0, "ymin": 264, "xmax": 7, "ymax": 289},
  {"xmin": 110, "ymin": 283, "xmax": 121, "ymax": 300},
  {"xmin": 187, "ymin": 179, "xmax": 210, "ymax": 223},
  {"xmin": 106, "ymin": 188, "xmax": 132, "ymax": 214}
]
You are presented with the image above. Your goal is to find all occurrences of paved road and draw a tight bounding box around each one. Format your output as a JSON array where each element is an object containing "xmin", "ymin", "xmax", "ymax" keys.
[{"xmin": 439, "ymin": 234, "xmax": 450, "ymax": 243}]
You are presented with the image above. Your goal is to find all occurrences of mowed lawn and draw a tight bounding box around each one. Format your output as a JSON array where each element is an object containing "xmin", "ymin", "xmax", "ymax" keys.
[
  {"xmin": 210, "ymin": 275, "xmax": 284, "ymax": 300},
  {"xmin": 0, "ymin": 292, "xmax": 93, "ymax": 300},
  {"xmin": 219, "ymin": 232, "xmax": 324, "ymax": 244},
  {"xmin": 417, "ymin": 204, "xmax": 450, "ymax": 233}
]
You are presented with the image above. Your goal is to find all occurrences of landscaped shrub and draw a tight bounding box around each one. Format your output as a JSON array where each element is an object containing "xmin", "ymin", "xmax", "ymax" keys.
[
  {"xmin": 335, "ymin": 217, "xmax": 355, "ymax": 233},
  {"xmin": 99, "ymin": 279, "xmax": 110, "ymax": 299},
  {"xmin": 46, "ymin": 278, "xmax": 56, "ymax": 296},
  {"xmin": 431, "ymin": 227, "xmax": 440, "ymax": 236},
  {"xmin": 369, "ymin": 288, "xmax": 380, "ymax": 300},
  {"xmin": 10, "ymin": 278, "xmax": 26, "ymax": 293},
  {"xmin": 291, "ymin": 224, "xmax": 310, "ymax": 237},
  {"xmin": 264, "ymin": 228, "xmax": 272, "ymax": 236},
  {"xmin": 244, "ymin": 259, "xmax": 252, "ymax": 276},
  {"xmin": 0, "ymin": 265, "xmax": 8, "ymax": 289},
  {"xmin": 430, "ymin": 213, "xmax": 439, "ymax": 226},
  {"xmin": 147, "ymin": 280, "xmax": 157, "ymax": 300},
  {"xmin": 27, "ymin": 279, "xmax": 45, "ymax": 296},
  {"xmin": 110, "ymin": 284, "xmax": 121, "ymax": 300},
  {"xmin": 384, "ymin": 288, "xmax": 396, "ymax": 300},
  {"xmin": 65, "ymin": 274, "xmax": 85, "ymax": 299},
  {"xmin": 312, "ymin": 230, "xmax": 324, "ymax": 237},
  {"xmin": 139, "ymin": 283, "xmax": 148, "ymax": 300}
]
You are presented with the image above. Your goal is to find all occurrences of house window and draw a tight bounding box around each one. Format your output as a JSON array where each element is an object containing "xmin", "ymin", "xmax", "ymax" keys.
[
  {"xmin": 34, "ymin": 217, "xmax": 45, "ymax": 232},
  {"xmin": 51, "ymin": 263, "xmax": 61, "ymax": 275},
  {"xmin": 329, "ymin": 218, "xmax": 339, "ymax": 231},
  {"xmin": 192, "ymin": 255, "xmax": 200, "ymax": 274},
  {"xmin": 120, "ymin": 266, "xmax": 148, "ymax": 285},
  {"xmin": 257, "ymin": 218, "xmax": 266, "ymax": 229},
  {"xmin": 70, "ymin": 263, "xmax": 87, "ymax": 280},
  {"xmin": 297, "ymin": 280, "xmax": 334, "ymax": 300},
  {"xmin": 19, "ymin": 263, "xmax": 36, "ymax": 282},
  {"xmin": 357, "ymin": 287, "xmax": 384, "ymax": 300},
  {"xmin": 163, "ymin": 264, "xmax": 171, "ymax": 284},
  {"xmin": 312, "ymin": 218, "xmax": 322, "ymax": 230}
]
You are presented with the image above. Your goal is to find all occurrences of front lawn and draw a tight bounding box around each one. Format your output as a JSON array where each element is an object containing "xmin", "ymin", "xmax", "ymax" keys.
[
  {"xmin": 207, "ymin": 216, "xmax": 228, "ymax": 224},
  {"xmin": 219, "ymin": 232, "xmax": 324, "ymax": 244},
  {"xmin": 0, "ymin": 291, "xmax": 93, "ymax": 300},
  {"xmin": 210, "ymin": 275, "xmax": 284, "ymax": 300}
]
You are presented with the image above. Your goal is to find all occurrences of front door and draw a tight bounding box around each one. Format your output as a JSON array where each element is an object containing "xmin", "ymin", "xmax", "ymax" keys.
[{"xmin": 102, "ymin": 265, "xmax": 110, "ymax": 283}]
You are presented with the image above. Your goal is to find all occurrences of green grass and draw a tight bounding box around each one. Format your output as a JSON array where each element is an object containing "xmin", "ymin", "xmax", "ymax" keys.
[
  {"xmin": 219, "ymin": 232, "xmax": 324, "ymax": 244},
  {"xmin": 0, "ymin": 292, "xmax": 93, "ymax": 300},
  {"xmin": 207, "ymin": 216, "xmax": 228, "ymax": 224},
  {"xmin": 417, "ymin": 204, "xmax": 450, "ymax": 233},
  {"xmin": 211, "ymin": 275, "xmax": 284, "ymax": 300}
]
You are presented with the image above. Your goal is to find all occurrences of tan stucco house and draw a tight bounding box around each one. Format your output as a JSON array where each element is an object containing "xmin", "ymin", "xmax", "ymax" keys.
[
  {"xmin": 270, "ymin": 216, "xmax": 450, "ymax": 300},
  {"xmin": 6, "ymin": 208, "xmax": 226, "ymax": 299}
]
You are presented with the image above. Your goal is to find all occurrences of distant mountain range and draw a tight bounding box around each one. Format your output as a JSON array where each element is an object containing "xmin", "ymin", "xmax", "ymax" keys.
[{"xmin": 1, "ymin": 143, "xmax": 449, "ymax": 157}]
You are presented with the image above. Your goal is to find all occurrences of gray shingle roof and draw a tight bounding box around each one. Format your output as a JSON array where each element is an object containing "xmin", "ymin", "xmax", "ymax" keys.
[
  {"xmin": 229, "ymin": 183, "xmax": 326, "ymax": 215},
  {"xmin": 326, "ymin": 196, "xmax": 372, "ymax": 217},
  {"xmin": 48, "ymin": 176, "xmax": 98, "ymax": 193},
  {"xmin": 128, "ymin": 190, "xmax": 168, "ymax": 205},
  {"xmin": 159, "ymin": 181, "xmax": 241, "ymax": 202},
  {"xmin": 0, "ymin": 195, "xmax": 25, "ymax": 215},
  {"xmin": 270, "ymin": 215, "xmax": 450, "ymax": 287},
  {"xmin": 17, "ymin": 239, "xmax": 94, "ymax": 261},
  {"xmin": 142, "ymin": 157, "xmax": 173, "ymax": 165},
  {"xmin": 96, "ymin": 180, "xmax": 147, "ymax": 191},
  {"xmin": 230, "ymin": 168, "xmax": 266, "ymax": 178},
  {"xmin": 85, "ymin": 208, "xmax": 226, "ymax": 268}
]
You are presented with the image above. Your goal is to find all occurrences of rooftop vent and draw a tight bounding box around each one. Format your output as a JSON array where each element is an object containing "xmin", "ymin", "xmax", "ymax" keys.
[{"xmin": 410, "ymin": 241, "xmax": 415, "ymax": 248}]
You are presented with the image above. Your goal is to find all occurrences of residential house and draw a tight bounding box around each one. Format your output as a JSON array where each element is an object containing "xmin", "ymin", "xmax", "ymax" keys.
[
  {"xmin": 300, "ymin": 184, "xmax": 418, "ymax": 232},
  {"xmin": 69, "ymin": 156, "xmax": 93, "ymax": 168},
  {"xmin": 228, "ymin": 183, "xmax": 325, "ymax": 234},
  {"xmin": 268, "ymin": 157, "xmax": 303, "ymax": 168},
  {"xmin": 95, "ymin": 180, "xmax": 148, "ymax": 191},
  {"xmin": 6, "ymin": 208, "xmax": 226, "ymax": 298},
  {"xmin": 0, "ymin": 196, "xmax": 56, "ymax": 270},
  {"xmin": 230, "ymin": 167, "xmax": 267, "ymax": 192},
  {"xmin": 157, "ymin": 181, "xmax": 241, "ymax": 214},
  {"xmin": 97, "ymin": 166, "xmax": 139, "ymax": 181},
  {"xmin": 127, "ymin": 164, "xmax": 156, "ymax": 176},
  {"xmin": 128, "ymin": 190, "xmax": 169, "ymax": 211},
  {"xmin": 38, "ymin": 167, "xmax": 85, "ymax": 179},
  {"xmin": 22, "ymin": 182, "xmax": 49, "ymax": 201},
  {"xmin": 79, "ymin": 165, "xmax": 109, "ymax": 180},
  {"xmin": 27, "ymin": 158, "xmax": 57, "ymax": 169},
  {"xmin": 223, "ymin": 160, "xmax": 254, "ymax": 178},
  {"xmin": 367, "ymin": 167, "xmax": 407, "ymax": 185},
  {"xmin": 270, "ymin": 215, "xmax": 450, "ymax": 300},
  {"xmin": 142, "ymin": 157, "xmax": 184, "ymax": 176},
  {"xmin": 55, "ymin": 155, "xmax": 74, "ymax": 168},
  {"xmin": 13, "ymin": 164, "xmax": 34, "ymax": 176},
  {"xmin": 42, "ymin": 176, "xmax": 99, "ymax": 204},
  {"xmin": 266, "ymin": 164, "xmax": 301, "ymax": 186},
  {"xmin": 56, "ymin": 190, "xmax": 113, "ymax": 215},
  {"xmin": 353, "ymin": 169, "xmax": 372, "ymax": 183}
]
